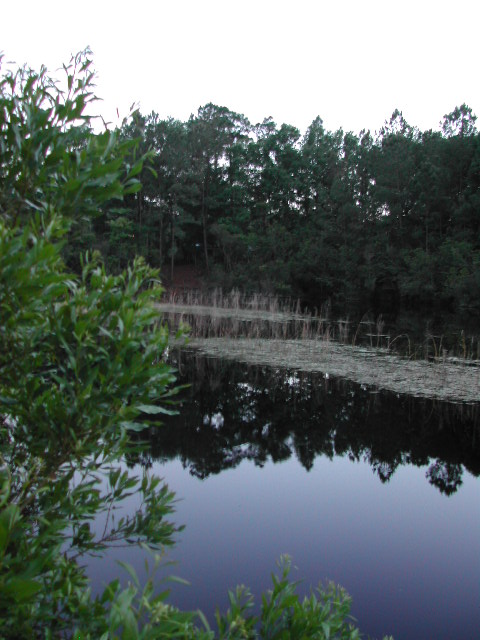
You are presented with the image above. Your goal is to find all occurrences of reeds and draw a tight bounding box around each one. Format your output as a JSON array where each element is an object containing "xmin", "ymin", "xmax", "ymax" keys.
[
  {"xmin": 163, "ymin": 286, "xmax": 299, "ymax": 314},
  {"xmin": 157, "ymin": 287, "xmax": 480, "ymax": 362},
  {"xmin": 159, "ymin": 288, "xmax": 360, "ymax": 343}
]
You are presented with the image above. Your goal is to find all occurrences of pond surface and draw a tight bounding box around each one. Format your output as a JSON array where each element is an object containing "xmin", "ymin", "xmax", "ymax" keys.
[{"xmin": 87, "ymin": 351, "xmax": 480, "ymax": 639}]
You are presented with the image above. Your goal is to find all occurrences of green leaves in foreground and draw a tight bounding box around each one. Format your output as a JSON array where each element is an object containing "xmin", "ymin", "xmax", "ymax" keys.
[
  {"xmin": 214, "ymin": 556, "xmax": 363, "ymax": 640},
  {"xmin": 0, "ymin": 50, "xmax": 184, "ymax": 636},
  {"xmin": 0, "ymin": 218, "xmax": 182, "ymax": 636},
  {"xmin": 69, "ymin": 554, "xmax": 370, "ymax": 640}
]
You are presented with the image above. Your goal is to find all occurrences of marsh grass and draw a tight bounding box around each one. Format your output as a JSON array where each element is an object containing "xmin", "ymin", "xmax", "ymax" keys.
[
  {"xmin": 159, "ymin": 288, "xmax": 480, "ymax": 402},
  {"xmin": 159, "ymin": 288, "xmax": 359, "ymax": 343},
  {"xmin": 159, "ymin": 288, "xmax": 480, "ymax": 360}
]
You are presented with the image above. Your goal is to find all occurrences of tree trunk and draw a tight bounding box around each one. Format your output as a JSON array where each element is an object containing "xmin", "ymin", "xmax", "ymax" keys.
[
  {"xmin": 201, "ymin": 180, "xmax": 209, "ymax": 271},
  {"xmin": 159, "ymin": 212, "xmax": 164, "ymax": 267},
  {"xmin": 170, "ymin": 205, "xmax": 175, "ymax": 282}
]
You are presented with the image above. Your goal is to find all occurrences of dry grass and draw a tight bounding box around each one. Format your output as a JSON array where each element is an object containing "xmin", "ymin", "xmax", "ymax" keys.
[
  {"xmin": 157, "ymin": 300, "xmax": 397, "ymax": 350},
  {"xmin": 159, "ymin": 288, "xmax": 480, "ymax": 402},
  {"xmin": 162, "ymin": 287, "xmax": 300, "ymax": 313},
  {"xmin": 157, "ymin": 289, "xmax": 355, "ymax": 342}
]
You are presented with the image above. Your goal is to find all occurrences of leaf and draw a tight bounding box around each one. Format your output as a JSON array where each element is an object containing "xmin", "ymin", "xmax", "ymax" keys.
[
  {"xmin": 164, "ymin": 574, "xmax": 191, "ymax": 586},
  {"xmin": 136, "ymin": 404, "xmax": 175, "ymax": 415},
  {"xmin": 0, "ymin": 520, "xmax": 8, "ymax": 552},
  {"xmin": 123, "ymin": 180, "xmax": 143, "ymax": 195},
  {"xmin": 122, "ymin": 421, "xmax": 146, "ymax": 432},
  {"xmin": 116, "ymin": 560, "xmax": 140, "ymax": 588},
  {"xmin": 196, "ymin": 609, "xmax": 211, "ymax": 632},
  {"xmin": 127, "ymin": 159, "xmax": 144, "ymax": 178},
  {"xmin": 0, "ymin": 504, "xmax": 20, "ymax": 535},
  {"xmin": 0, "ymin": 396, "xmax": 16, "ymax": 406},
  {"xmin": 4, "ymin": 578, "xmax": 43, "ymax": 602}
]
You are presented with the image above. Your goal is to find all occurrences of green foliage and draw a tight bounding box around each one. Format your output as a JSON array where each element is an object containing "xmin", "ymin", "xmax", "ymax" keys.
[
  {"xmin": 0, "ymin": 51, "xmax": 182, "ymax": 636},
  {"xmin": 0, "ymin": 53, "xmax": 386, "ymax": 638},
  {"xmin": 106, "ymin": 98, "xmax": 480, "ymax": 313},
  {"xmin": 0, "ymin": 49, "xmax": 146, "ymax": 270},
  {"xmin": 259, "ymin": 556, "xmax": 360, "ymax": 640}
]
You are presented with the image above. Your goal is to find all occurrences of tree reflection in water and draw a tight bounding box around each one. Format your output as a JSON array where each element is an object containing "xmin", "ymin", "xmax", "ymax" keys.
[{"xmin": 132, "ymin": 351, "xmax": 479, "ymax": 496}]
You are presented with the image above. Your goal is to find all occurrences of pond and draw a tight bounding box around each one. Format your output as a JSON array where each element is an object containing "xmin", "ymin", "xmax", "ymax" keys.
[{"xmin": 86, "ymin": 350, "xmax": 480, "ymax": 639}]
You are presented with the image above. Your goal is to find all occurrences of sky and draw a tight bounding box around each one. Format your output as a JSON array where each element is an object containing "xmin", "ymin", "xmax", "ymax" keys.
[{"xmin": 1, "ymin": 0, "xmax": 479, "ymax": 136}]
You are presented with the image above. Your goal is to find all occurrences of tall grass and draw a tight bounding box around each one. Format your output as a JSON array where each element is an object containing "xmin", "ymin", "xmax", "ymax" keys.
[
  {"xmin": 158, "ymin": 287, "xmax": 480, "ymax": 361},
  {"xmin": 163, "ymin": 286, "xmax": 301, "ymax": 314},
  {"xmin": 161, "ymin": 288, "xmax": 346, "ymax": 342}
]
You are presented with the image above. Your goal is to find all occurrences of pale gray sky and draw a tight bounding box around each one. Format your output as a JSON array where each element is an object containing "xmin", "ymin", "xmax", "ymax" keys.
[{"xmin": 1, "ymin": 0, "xmax": 479, "ymax": 135}]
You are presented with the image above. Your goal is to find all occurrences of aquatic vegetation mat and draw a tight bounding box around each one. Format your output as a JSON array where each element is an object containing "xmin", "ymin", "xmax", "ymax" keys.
[{"xmin": 181, "ymin": 337, "xmax": 480, "ymax": 403}]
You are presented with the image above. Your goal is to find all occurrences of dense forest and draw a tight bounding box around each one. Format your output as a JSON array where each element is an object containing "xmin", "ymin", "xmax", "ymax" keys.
[{"xmin": 78, "ymin": 103, "xmax": 480, "ymax": 314}]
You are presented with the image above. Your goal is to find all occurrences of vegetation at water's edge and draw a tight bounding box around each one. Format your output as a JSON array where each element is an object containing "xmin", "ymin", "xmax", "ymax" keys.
[
  {"xmin": 157, "ymin": 289, "xmax": 480, "ymax": 402},
  {"xmin": 0, "ymin": 51, "xmax": 394, "ymax": 638}
]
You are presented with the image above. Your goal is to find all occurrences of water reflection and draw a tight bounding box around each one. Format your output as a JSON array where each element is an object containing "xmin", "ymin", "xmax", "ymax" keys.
[
  {"xmin": 90, "ymin": 351, "xmax": 480, "ymax": 640},
  {"xmin": 133, "ymin": 351, "xmax": 480, "ymax": 496}
]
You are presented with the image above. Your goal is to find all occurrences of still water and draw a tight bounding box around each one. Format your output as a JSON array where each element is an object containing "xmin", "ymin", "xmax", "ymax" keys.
[{"xmin": 87, "ymin": 351, "xmax": 480, "ymax": 639}]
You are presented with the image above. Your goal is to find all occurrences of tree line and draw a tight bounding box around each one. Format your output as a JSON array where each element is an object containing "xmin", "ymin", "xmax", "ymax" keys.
[{"xmin": 81, "ymin": 102, "xmax": 480, "ymax": 315}]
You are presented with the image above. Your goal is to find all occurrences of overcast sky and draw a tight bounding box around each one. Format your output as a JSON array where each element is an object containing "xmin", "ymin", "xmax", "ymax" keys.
[{"xmin": 2, "ymin": 0, "xmax": 479, "ymax": 136}]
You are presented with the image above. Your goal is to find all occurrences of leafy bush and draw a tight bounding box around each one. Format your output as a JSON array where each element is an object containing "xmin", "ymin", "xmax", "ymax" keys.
[
  {"xmin": 0, "ymin": 52, "xmax": 390, "ymax": 638},
  {"xmin": 0, "ymin": 50, "xmax": 182, "ymax": 637}
]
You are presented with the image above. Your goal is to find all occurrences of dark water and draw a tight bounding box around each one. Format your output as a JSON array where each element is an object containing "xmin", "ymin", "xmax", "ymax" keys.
[{"xmin": 87, "ymin": 352, "xmax": 480, "ymax": 639}]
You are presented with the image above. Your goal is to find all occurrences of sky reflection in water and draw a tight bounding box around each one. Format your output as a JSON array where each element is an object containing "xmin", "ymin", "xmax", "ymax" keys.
[{"xmin": 86, "ymin": 354, "xmax": 480, "ymax": 640}]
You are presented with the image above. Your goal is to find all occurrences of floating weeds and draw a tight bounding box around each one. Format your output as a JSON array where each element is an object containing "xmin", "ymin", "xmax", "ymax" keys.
[{"xmin": 179, "ymin": 338, "xmax": 480, "ymax": 404}]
